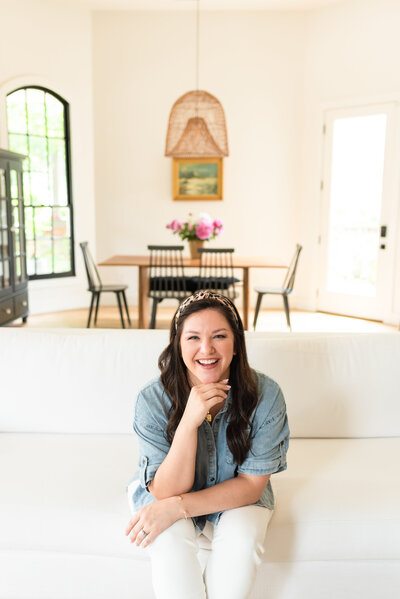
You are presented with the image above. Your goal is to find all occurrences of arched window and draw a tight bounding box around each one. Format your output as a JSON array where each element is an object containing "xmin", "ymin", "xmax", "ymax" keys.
[{"xmin": 6, "ymin": 86, "xmax": 75, "ymax": 279}]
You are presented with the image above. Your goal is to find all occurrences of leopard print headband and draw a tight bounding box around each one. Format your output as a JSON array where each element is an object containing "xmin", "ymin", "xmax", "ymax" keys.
[{"xmin": 175, "ymin": 290, "xmax": 239, "ymax": 329}]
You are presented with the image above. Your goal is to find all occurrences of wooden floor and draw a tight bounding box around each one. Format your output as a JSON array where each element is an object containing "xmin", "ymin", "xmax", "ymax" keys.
[{"xmin": 7, "ymin": 305, "xmax": 398, "ymax": 333}]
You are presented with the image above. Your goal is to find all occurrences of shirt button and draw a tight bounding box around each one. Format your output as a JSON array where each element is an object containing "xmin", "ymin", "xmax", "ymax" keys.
[{"xmin": 210, "ymin": 477, "xmax": 215, "ymax": 482}]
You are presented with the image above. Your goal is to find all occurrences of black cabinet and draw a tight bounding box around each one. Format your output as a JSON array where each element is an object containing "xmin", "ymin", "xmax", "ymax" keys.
[{"xmin": 0, "ymin": 149, "xmax": 29, "ymax": 325}]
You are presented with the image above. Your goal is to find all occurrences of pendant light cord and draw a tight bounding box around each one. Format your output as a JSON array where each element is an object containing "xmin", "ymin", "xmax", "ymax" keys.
[
  {"xmin": 196, "ymin": 0, "xmax": 200, "ymax": 92},
  {"xmin": 194, "ymin": 0, "xmax": 200, "ymax": 117}
]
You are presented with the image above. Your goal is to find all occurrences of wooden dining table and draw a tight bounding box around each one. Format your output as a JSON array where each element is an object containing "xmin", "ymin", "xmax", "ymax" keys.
[{"xmin": 98, "ymin": 254, "xmax": 287, "ymax": 330}]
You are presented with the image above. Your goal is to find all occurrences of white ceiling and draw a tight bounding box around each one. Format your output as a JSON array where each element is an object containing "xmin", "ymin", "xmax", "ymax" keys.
[{"xmin": 61, "ymin": 0, "xmax": 348, "ymax": 12}]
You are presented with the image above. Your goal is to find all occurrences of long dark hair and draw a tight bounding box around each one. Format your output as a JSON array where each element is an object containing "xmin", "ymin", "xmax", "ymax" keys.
[{"xmin": 158, "ymin": 292, "xmax": 258, "ymax": 465}]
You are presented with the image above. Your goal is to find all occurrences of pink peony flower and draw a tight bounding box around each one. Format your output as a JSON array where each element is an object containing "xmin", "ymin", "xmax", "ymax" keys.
[
  {"xmin": 196, "ymin": 220, "xmax": 214, "ymax": 240},
  {"xmin": 188, "ymin": 223, "xmax": 194, "ymax": 231},
  {"xmin": 167, "ymin": 218, "xmax": 183, "ymax": 233},
  {"xmin": 213, "ymin": 219, "xmax": 224, "ymax": 235}
]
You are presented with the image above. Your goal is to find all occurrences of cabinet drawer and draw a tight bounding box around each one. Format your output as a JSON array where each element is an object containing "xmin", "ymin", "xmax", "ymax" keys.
[
  {"xmin": 14, "ymin": 291, "xmax": 29, "ymax": 318},
  {"xmin": 0, "ymin": 297, "xmax": 14, "ymax": 325}
]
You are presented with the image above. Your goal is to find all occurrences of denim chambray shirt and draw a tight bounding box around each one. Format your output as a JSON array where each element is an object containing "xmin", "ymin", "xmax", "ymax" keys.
[{"xmin": 128, "ymin": 370, "xmax": 289, "ymax": 532}]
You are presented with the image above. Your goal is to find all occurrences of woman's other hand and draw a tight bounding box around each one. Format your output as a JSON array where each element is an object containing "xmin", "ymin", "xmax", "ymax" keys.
[
  {"xmin": 181, "ymin": 379, "xmax": 231, "ymax": 430},
  {"xmin": 125, "ymin": 497, "xmax": 183, "ymax": 548}
]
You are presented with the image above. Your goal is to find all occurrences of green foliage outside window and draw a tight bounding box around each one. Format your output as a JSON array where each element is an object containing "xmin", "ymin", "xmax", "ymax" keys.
[{"xmin": 6, "ymin": 87, "xmax": 74, "ymax": 279}]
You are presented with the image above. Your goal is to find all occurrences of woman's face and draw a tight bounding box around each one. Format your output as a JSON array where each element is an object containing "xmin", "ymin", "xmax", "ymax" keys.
[{"xmin": 179, "ymin": 308, "xmax": 235, "ymax": 386}]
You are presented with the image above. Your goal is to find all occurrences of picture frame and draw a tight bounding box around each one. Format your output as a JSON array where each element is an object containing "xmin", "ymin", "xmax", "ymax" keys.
[{"xmin": 172, "ymin": 157, "xmax": 223, "ymax": 201}]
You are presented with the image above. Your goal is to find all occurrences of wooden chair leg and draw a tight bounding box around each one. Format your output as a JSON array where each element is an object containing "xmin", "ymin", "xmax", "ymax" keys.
[
  {"xmin": 116, "ymin": 292, "xmax": 126, "ymax": 329},
  {"xmin": 94, "ymin": 292, "xmax": 101, "ymax": 325},
  {"xmin": 87, "ymin": 292, "xmax": 96, "ymax": 328},
  {"xmin": 122, "ymin": 291, "xmax": 131, "ymax": 326},
  {"xmin": 253, "ymin": 293, "xmax": 263, "ymax": 330},
  {"xmin": 283, "ymin": 294, "xmax": 291, "ymax": 331},
  {"xmin": 150, "ymin": 299, "xmax": 158, "ymax": 329}
]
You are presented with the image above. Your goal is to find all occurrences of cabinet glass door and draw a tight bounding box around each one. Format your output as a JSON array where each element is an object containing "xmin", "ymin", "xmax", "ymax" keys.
[
  {"xmin": 10, "ymin": 167, "xmax": 27, "ymax": 290},
  {"xmin": 0, "ymin": 167, "xmax": 11, "ymax": 298}
]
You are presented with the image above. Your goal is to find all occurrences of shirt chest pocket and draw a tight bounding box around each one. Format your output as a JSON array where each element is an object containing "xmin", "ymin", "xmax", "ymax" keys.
[{"xmin": 225, "ymin": 451, "xmax": 234, "ymax": 465}]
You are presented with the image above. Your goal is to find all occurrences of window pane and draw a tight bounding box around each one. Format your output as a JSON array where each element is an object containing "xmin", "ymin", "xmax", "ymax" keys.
[
  {"xmin": 13, "ymin": 204, "xmax": 19, "ymax": 227},
  {"xmin": 0, "ymin": 199, "xmax": 7, "ymax": 227},
  {"xmin": 29, "ymin": 136, "xmax": 48, "ymax": 172},
  {"xmin": 3, "ymin": 259, "xmax": 10, "ymax": 287},
  {"xmin": 35, "ymin": 239, "xmax": 53, "ymax": 274},
  {"xmin": 24, "ymin": 207, "xmax": 34, "ymax": 240},
  {"xmin": 26, "ymin": 240, "xmax": 36, "ymax": 276},
  {"xmin": 10, "ymin": 170, "xmax": 18, "ymax": 200},
  {"xmin": 1, "ymin": 229, "xmax": 9, "ymax": 257},
  {"xmin": 14, "ymin": 229, "xmax": 20, "ymax": 254},
  {"xmin": 53, "ymin": 207, "xmax": 70, "ymax": 238},
  {"xmin": 327, "ymin": 114, "xmax": 386, "ymax": 297},
  {"xmin": 6, "ymin": 87, "xmax": 74, "ymax": 278},
  {"xmin": 15, "ymin": 254, "xmax": 22, "ymax": 279},
  {"xmin": 8, "ymin": 133, "xmax": 29, "ymax": 157},
  {"xmin": 54, "ymin": 238, "xmax": 71, "ymax": 273},
  {"xmin": 34, "ymin": 207, "xmax": 52, "ymax": 239},
  {"xmin": 23, "ymin": 171, "xmax": 31, "ymax": 206},
  {"xmin": 30, "ymin": 171, "xmax": 49, "ymax": 206},
  {"xmin": 48, "ymin": 139, "xmax": 68, "ymax": 205},
  {"xmin": 46, "ymin": 93, "xmax": 64, "ymax": 137},
  {"xmin": 27, "ymin": 88, "xmax": 46, "ymax": 136},
  {"xmin": 7, "ymin": 89, "xmax": 27, "ymax": 134},
  {"xmin": 0, "ymin": 169, "xmax": 6, "ymax": 198}
]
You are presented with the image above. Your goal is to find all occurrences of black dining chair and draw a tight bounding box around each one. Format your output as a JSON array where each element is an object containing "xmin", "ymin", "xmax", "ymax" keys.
[
  {"xmin": 194, "ymin": 248, "xmax": 239, "ymax": 301},
  {"xmin": 253, "ymin": 244, "xmax": 303, "ymax": 331},
  {"xmin": 80, "ymin": 242, "xmax": 131, "ymax": 329},
  {"xmin": 147, "ymin": 245, "xmax": 193, "ymax": 328}
]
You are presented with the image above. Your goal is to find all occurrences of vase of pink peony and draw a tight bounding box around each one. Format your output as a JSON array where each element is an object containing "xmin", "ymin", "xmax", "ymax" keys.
[
  {"xmin": 188, "ymin": 239, "xmax": 205, "ymax": 259},
  {"xmin": 166, "ymin": 213, "xmax": 224, "ymax": 259}
]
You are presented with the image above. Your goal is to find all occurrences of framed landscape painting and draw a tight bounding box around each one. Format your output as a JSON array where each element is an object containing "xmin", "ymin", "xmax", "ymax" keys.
[{"xmin": 172, "ymin": 157, "xmax": 223, "ymax": 201}]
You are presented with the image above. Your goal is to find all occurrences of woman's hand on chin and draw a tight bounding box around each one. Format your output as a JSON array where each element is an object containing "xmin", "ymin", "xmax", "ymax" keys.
[{"xmin": 180, "ymin": 380, "xmax": 231, "ymax": 430}]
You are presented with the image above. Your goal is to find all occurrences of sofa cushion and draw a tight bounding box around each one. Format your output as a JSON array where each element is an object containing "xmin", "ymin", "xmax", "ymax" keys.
[
  {"xmin": 246, "ymin": 333, "xmax": 400, "ymax": 438},
  {"xmin": 2, "ymin": 330, "xmax": 400, "ymax": 438},
  {"xmin": 264, "ymin": 437, "xmax": 400, "ymax": 561},
  {"xmin": 1, "ymin": 434, "xmax": 399, "ymax": 563}
]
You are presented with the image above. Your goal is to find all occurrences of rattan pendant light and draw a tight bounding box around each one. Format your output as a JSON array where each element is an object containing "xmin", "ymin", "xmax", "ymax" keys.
[{"xmin": 165, "ymin": 1, "xmax": 229, "ymax": 158}]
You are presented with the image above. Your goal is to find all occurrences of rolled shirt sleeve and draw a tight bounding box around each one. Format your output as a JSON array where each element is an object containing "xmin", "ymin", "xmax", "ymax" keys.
[
  {"xmin": 238, "ymin": 377, "xmax": 289, "ymax": 477},
  {"xmin": 133, "ymin": 388, "xmax": 171, "ymax": 491}
]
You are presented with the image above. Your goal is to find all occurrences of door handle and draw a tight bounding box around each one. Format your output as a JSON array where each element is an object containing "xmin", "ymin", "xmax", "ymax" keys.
[{"xmin": 380, "ymin": 225, "xmax": 387, "ymax": 238}]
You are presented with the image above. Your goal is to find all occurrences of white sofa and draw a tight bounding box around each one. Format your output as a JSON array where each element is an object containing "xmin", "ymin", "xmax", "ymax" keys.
[{"xmin": 1, "ymin": 328, "xmax": 400, "ymax": 599}]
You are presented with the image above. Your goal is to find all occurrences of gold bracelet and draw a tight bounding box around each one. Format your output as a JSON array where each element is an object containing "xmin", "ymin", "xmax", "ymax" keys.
[{"xmin": 178, "ymin": 495, "xmax": 189, "ymax": 520}]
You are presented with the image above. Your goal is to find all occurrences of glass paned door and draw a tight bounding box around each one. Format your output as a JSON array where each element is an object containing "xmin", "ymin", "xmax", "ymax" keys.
[
  {"xmin": 0, "ymin": 167, "xmax": 11, "ymax": 298},
  {"xmin": 318, "ymin": 104, "xmax": 397, "ymax": 320},
  {"xmin": 10, "ymin": 167, "xmax": 27, "ymax": 289}
]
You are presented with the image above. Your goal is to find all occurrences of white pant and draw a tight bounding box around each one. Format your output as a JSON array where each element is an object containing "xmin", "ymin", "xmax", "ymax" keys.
[{"xmin": 146, "ymin": 505, "xmax": 273, "ymax": 599}]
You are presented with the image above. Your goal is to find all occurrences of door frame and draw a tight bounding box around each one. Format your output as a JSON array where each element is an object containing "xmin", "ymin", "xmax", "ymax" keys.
[{"xmin": 316, "ymin": 101, "xmax": 400, "ymax": 322}]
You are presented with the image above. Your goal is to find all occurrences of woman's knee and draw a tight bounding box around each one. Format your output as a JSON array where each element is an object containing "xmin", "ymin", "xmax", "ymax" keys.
[
  {"xmin": 149, "ymin": 518, "xmax": 198, "ymax": 556},
  {"xmin": 216, "ymin": 506, "xmax": 272, "ymax": 541}
]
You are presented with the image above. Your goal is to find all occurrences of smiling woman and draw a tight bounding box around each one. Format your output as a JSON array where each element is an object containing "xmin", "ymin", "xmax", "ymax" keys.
[
  {"xmin": 179, "ymin": 309, "xmax": 235, "ymax": 388},
  {"xmin": 126, "ymin": 290, "xmax": 290, "ymax": 599}
]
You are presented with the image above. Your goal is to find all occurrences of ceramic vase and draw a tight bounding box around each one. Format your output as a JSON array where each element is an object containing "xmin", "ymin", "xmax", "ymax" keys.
[{"xmin": 188, "ymin": 240, "xmax": 205, "ymax": 259}]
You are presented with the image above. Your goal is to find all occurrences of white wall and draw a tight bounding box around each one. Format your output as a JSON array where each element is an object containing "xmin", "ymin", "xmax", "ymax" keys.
[
  {"xmin": 298, "ymin": 0, "xmax": 400, "ymax": 321},
  {"xmin": 2, "ymin": 0, "xmax": 400, "ymax": 323},
  {"xmin": 92, "ymin": 10, "xmax": 307, "ymax": 308},
  {"xmin": 0, "ymin": 0, "xmax": 95, "ymax": 314}
]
